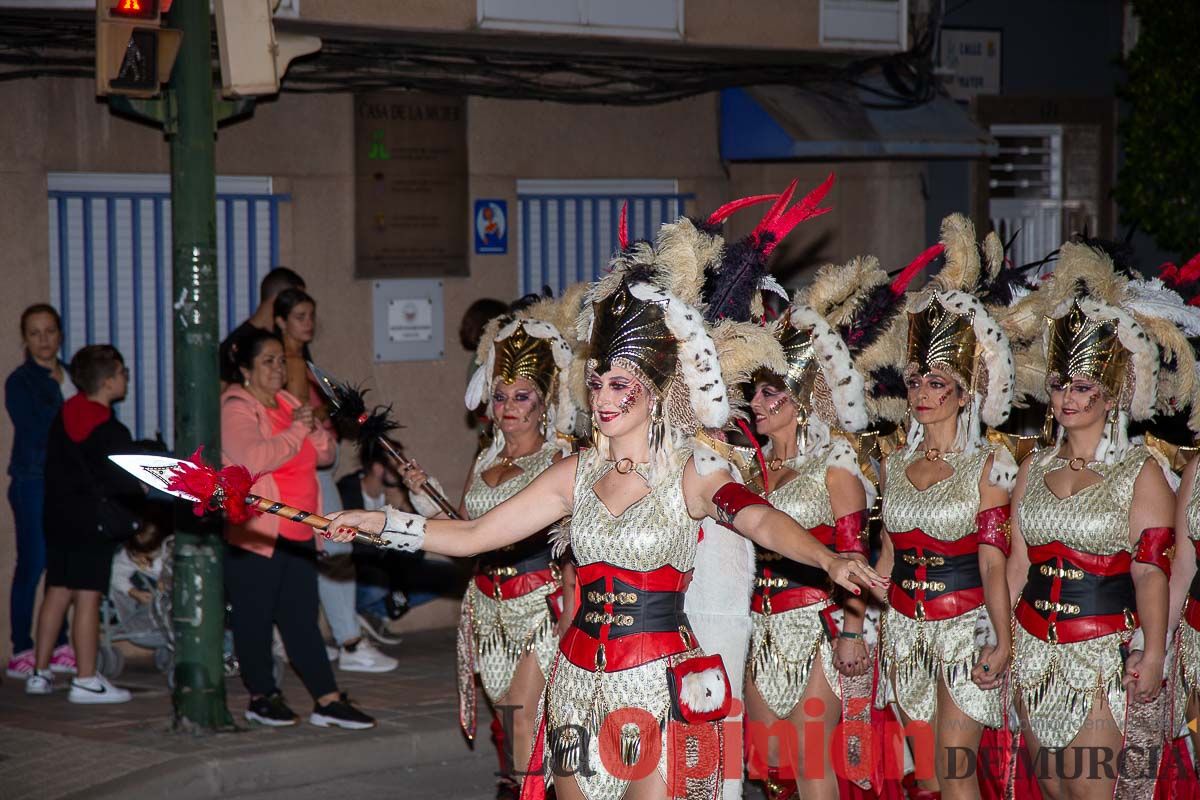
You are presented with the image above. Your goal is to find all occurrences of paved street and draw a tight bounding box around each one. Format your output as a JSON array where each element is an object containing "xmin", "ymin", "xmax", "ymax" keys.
[{"xmin": 0, "ymin": 628, "xmax": 495, "ymax": 800}]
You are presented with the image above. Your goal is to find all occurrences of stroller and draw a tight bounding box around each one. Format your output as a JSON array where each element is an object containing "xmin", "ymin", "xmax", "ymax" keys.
[
  {"xmin": 100, "ymin": 535, "xmax": 243, "ymax": 687},
  {"xmin": 98, "ymin": 536, "xmax": 174, "ymax": 681}
]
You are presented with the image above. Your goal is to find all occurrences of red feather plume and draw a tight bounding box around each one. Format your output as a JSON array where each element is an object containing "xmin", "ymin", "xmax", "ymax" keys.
[
  {"xmin": 617, "ymin": 201, "xmax": 629, "ymax": 251},
  {"xmin": 167, "ymin": 447, "xmax": 259, "ymax": 524},
  {"xmin": 890, "ymin": 243, "xmax": 944, "ymax": 295}
]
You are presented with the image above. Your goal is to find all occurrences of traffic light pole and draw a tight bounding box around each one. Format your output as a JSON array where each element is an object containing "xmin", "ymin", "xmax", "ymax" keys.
[{"xmin": 165, "ymin": 0, "xmax": 232, "ymax": 731}]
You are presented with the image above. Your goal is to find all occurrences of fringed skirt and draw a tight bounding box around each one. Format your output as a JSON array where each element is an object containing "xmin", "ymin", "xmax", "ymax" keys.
[
  {"xmin": 878, "ymin": 605, "xmax": 1001, "ymax": 729},
  {"xmin": 1011, "ymin": 624, "xmax": 1129, "ymax": 749},
  {"xmin": 545, "ymin": 650, "xmax": 723, "ymax": 800},
  {"xmin": 462, "ymin": 580, "xmax": 560, "ymax": 704},
  {"xmin": 748, "ymin": 602, "xmax": 841, "ymax": 719}
]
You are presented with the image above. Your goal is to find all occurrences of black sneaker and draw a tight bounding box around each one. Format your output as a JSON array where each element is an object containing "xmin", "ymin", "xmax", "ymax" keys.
[
  {"xmin": 310, "ymin": 693, "xmax": 376, "ymax": 730},
  {"xmin": 245, "ymin": 692, "xmax": 298, "ymax": 727}
]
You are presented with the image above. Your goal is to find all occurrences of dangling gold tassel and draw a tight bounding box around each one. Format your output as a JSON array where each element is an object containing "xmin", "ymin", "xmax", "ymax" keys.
[
  {"xmin": 648, "ymin": 395, "xmax": 665, "ymax": 455},
  {"xmin": 1041, "ymin": 402, "xmax": 1055, "ymax": 446},
  {"xmin": 1107, "ymin": 406, "xmax": 1120, "ymax": 459},
  {"xmin": 796, "ymin": 404, "xmax": 808, "ymax": 454}
]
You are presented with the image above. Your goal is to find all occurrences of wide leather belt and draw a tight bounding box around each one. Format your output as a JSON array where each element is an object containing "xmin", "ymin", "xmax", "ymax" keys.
[
  {"xmin": 1016, "ymin": 540, "xmax": 1137, "ymax": 644},
  {"xmin": 751, "ymin": 586, "xmax": 830, "ymax": 615},
  {"xmin": 574, "ymin": 577, "xmax": 688, "ymax": 639},
  {"xmin": 474, "ymin": 567, "xmax": 557, "ymax": 601},
  {"xmin": 560, "ymin": 562, "xmax": 695, "ymax": 673},
  {"xmin": 887, "ymin": 529, "xmax": 983, "ymax": 621},
  {"xmin": 478, "ymin": 547, "xmax": 554, "ymax": 576}
]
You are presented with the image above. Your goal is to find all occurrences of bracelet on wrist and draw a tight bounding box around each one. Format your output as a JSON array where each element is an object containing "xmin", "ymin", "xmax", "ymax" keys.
[{"xmin": 839, "ymin": 631, "xmax": 863, "ymax": 640}]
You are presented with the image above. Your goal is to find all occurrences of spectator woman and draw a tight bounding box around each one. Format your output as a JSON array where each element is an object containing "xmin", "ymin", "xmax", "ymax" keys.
[
  {"xmin": 221, "ymin": 329, "xmax": 374, "ymax": 729},
  {"xmin": 6, "ymin": 304, "xmax": 76, "ymax": 679},
  {"xmin": 28, "ymin": 345, "xmax": 142, "ymax": 703},
  {"xmin": 273, "ymin": 287, "xmax": 316, "ymax": 402}
]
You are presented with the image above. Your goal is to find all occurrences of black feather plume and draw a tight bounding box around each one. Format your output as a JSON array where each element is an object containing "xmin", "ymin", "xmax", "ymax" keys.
[
  {"xmin": 702, "ymin": 234, "xmax": 775, "ymax": 324},
  {"xmin": 869, "ymin": 365, "xmax": 907, "ymax": 400},
  {"xmin": 841, "ymin": 284, "xmax": 904, "ymax": 356},
  {"xmin": 325, "ymin": 380, "xmax": 402, "ymax": 450}
]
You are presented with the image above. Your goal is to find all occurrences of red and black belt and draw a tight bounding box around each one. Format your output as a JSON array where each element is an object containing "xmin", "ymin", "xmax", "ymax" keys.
[
  {"xmin": 887, "ymin": 528, "xmax": 984, "ymax": 621},
  {"xmin": 559, "ymin": 562, "xmax": 695, "ymax": 672},
  {"xmin": 474, "ymin": 549, "xmax": 558, "ymax": 601},
  {"xmin": 1015, "ymin": 540, "xmax": 1137, "ymax": 644},
  {"xmin": 752, "ymin": 545, "xmax": 831, "ymax": 615}
]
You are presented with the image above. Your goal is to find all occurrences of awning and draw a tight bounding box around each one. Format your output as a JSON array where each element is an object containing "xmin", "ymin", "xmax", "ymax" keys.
[{"xmin": 720, "ymin": 81, "xmax": 997, "ymax": 161}]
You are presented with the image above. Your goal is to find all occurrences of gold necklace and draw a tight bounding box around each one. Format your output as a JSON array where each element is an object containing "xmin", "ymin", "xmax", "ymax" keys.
[
  {"xmin": 924, "ymin": 448, "xmax": 943, "ymax": 462},
  {"xmin": 614, "ymin": 457, "xmax": 636, "ymax": 474},
  {"xmin": 1067, "ymin": 456, "xmax": 1088, "ymax": 471}
]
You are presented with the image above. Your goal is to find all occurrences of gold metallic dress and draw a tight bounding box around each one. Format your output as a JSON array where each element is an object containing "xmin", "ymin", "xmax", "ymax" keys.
[
  {"xmin": 1011, "ymin": 447, "xmax": 1146, "ymax": 749},
  {"xmin": 461, "ymin": 442, "xmax": 562, "ymax": 707},
  {"xmin": 544, "ymin": 446, "xmax": 720, "ymax": 800},
  {"xmin": 748, "ymin": 445, "xmax": 845, "ymax": 719},
  {"xmin": 879, "ymin": 447, "xmax": 1002, "ymax": 729},
  {"xmin": 1176, "ymin": 463, "xmax": 1200, "ymax": 734}
]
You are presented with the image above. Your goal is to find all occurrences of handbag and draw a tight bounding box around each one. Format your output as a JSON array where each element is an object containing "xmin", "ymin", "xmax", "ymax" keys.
[{"xmin": 666, "ymin": 653, "xmax": 732, "ymax": 724}]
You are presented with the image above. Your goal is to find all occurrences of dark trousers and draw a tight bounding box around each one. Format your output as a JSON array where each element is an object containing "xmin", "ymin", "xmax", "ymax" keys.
[
  {"xmin": 9, "ymin": 476, "xmax": 67, "ymax": 652},
  {"xmin": 224, "ymin": 536, "xmax": 337, "ymax": 701}
]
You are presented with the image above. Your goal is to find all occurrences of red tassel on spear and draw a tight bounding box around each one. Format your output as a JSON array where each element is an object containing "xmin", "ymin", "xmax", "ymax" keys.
[{"xmin": 110, "ymin": 451, "xmax": 386, "ymax": 547}]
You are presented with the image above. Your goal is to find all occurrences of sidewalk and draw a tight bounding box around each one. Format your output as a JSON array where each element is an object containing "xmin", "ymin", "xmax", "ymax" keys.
[{"xmin": 0, "ymin": 628, "xmax": 491, "ymax": 800}]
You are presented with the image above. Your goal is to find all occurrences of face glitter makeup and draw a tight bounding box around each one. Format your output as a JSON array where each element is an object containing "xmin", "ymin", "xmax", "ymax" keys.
[
  {"xmin": 767, "ymin": 393, "xmax": 789, "ymax": 416},
  {"xmin": 617, "ymin": 382, "xmax": 642, "ymax": 415}
]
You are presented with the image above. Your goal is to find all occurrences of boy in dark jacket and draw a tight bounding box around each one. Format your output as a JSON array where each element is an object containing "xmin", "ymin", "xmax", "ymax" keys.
[{"xmin": 27, "ymin": 345, "xmax": 143, "ymax": 703}]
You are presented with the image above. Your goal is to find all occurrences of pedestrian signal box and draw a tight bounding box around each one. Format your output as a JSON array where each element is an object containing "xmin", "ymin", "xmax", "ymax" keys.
[{"xmin": 96, "ymin": 0, "xmax": 182, "ymax": 97}]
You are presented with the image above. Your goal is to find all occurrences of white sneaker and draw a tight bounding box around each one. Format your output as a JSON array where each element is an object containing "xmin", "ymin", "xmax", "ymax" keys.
[
  {"xmin": 325, "ymin": 645, "xmax": 339, "ymax": 662},
  {"xmin": 25, "ymin": 669, "xmax": 53, "ymax": 695},
  {"xmin": 68, "ymin": 673, "xmax": 132, "ymax": 704},
  {"xmin": 337, "ymin": 640, "xmax": 398, "ymax": 673}
]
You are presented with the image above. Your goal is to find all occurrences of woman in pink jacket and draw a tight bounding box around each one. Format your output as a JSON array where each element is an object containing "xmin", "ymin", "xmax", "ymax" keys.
[{"xmin": 222, "ymin": 329, "xmax": 373, "ymax": 730}]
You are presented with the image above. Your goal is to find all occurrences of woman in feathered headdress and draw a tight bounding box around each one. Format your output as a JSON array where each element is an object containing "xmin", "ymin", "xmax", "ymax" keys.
[
  {"xmin": 327, "ymin": 182, "xmax": 886, "ymax": 800},
  {"xmin": 399, "ymin": 296, "xmax": 580, "ymax": 799},
  {"xmin": 735, "ymin": 242, "xmax": 933, "ymax": 800},
  {"xmin": 1002, "ymin": 238, "xmax": 1198, "ymax": 798},
  {"xmin": 872, "ymin": 214, "xmax": 1020, "ymax": 799}
]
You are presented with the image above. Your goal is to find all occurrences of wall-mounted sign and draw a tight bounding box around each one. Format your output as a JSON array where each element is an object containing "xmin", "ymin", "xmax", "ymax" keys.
[
  {"xmin": 354, "ymin": 91, "xmax": 468, "ymax": 277},
  {"xmin": 940, "ymin": 28, "xmax": 1002, "ymax": 103},
  {"xmin": 372, "ymin": 279, "xmax": 445, "ymax": 362},
  {"xmin": 474, "ymin": 199, "xmax": 508, "ymax": 255}
]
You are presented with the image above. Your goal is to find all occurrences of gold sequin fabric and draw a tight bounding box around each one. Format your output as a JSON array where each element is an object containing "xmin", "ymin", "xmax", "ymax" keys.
[
  {"xmin": 542, "ymin": 448, "xmax": 720, "ymax": 800},
  {"xmin": 460, "ymin": 442, "xmax": 561, "ymax": 700},
  {"xmin": 749, "ymin": 603, "xmax": 840, "ymax": 718},
  {"xmin": 1175, "ymin": 465, "xmax": 1200, "ymax": 731},
  {"xmin": 879, "ymin": 446, "xmax": 1000, "ymax": 728},
  {"xmin": 747, "ymin": 447, "xmax": 843, "ymax": 718},
  {"xmin": 463, "ymin": 442, "xmax": 560, "ymax": 520},
  {"xmin": 882, "ymin": 447, "xmax": 990, "ymax": 542},
  {"xmin": 878, "ymin": 606, "xmax": 1001, "ymax": 728},
  {"xmin": 569, "ymin": 447, "xmax": 699, "ymax": 573},
  {"xmin": 466, "ymin": 581, "xmax": 560, "ymax": 703},
  {"xmin": 1011, "ymin": 446, "xmax": 1148, "ymax": 749}
]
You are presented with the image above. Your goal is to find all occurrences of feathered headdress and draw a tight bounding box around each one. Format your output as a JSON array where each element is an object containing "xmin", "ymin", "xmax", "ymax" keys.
[
  {"xmin": 1004, "ymin": 239, "xmax": 1200, "ymax": 462},
  {"xmin": 466, "ymin": 297, "xmax": 579, "ymax": 467},
  {"xmin": 802, "ymin": 244, "xmax": 942, "ymax": 427},
  {"xmin": 574, "ymin": 178, "xmax": 832, "ymax": 482},
  {"xmin": 901, "ymin": 214, "xmax": 1018, "ymax": 456}
]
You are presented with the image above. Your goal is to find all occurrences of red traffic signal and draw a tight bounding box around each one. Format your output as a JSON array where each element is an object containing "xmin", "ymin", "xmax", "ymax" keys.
[{"xmin": 110, "ymin": 0, "xmax": 158, "ymax": 20}]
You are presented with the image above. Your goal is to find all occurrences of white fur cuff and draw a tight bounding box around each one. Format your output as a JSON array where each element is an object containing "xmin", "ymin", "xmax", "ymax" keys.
[
  {"xmin": 380, "ymin": 505, "xmax": 426, "ymax": 553},
  {"xmin": 409, "ymin": 477, "xmax": 446, "ymax": 518}
]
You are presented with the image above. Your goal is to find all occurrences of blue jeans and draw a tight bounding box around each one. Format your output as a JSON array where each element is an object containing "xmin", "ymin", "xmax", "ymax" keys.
[{"xmin": 8, "ymin": 476, "xmax": 67, "ymax": 652}]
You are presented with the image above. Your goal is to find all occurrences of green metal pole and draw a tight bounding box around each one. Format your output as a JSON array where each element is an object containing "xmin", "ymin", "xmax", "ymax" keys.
[{"xmin": 166, "ymin": 0, "xmax": 232, "ymax": 731}]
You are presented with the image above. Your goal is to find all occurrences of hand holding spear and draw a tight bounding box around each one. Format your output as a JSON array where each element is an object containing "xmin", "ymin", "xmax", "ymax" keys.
[
  {"xmin": 109, "ymin": 451, "xmax": 414, "ymax": 551},
  {"xmin": 307, "ymin": 361, "xmax": 461, "ymax": 519}
]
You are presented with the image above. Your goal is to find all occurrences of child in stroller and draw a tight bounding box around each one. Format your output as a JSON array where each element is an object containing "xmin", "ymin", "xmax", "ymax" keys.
[{"xmin": 101, "ymin": 505, "xmax": 239, "ymax": 684}]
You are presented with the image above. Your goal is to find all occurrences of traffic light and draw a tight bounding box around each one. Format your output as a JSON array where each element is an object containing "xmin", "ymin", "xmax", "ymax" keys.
[
  {"xmin": 214, "ymin": 0, "xmax": 321, "ymax": 97},
  {"xmin": 96, "ymin": 0, "xmax": 182, "ymax": 97}
]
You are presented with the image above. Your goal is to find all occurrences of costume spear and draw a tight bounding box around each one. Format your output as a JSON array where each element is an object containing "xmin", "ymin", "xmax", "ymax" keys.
[
  {"xmin": 108, "ymin": 451, "xmax": 411, "ymax": 550},
  {"xmin": 307, "ymin": 361, "xmax": 460, "ymax": 519}
]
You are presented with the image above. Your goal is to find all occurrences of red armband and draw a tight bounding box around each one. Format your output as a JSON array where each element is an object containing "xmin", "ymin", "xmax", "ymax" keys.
[
  {"xmin": 834, "ymin": 510, "xmax": 869, "ymax": 555},
  {"xmin": 1134, "ymin": 526, "xmax": 1175, "ymax": 577},
  {"xmin": 975, "ymin": 505, "xmax": 1011, "ymax": 557},
  {"xmin": 712, "ymin": 482, "xmax": 772, "ymax": 530}
]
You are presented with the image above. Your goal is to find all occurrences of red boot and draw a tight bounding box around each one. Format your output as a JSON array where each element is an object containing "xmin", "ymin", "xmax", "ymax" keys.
[{"xmin": 901, "ymin": 773, "xmax": 941, "ymax": 800}]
